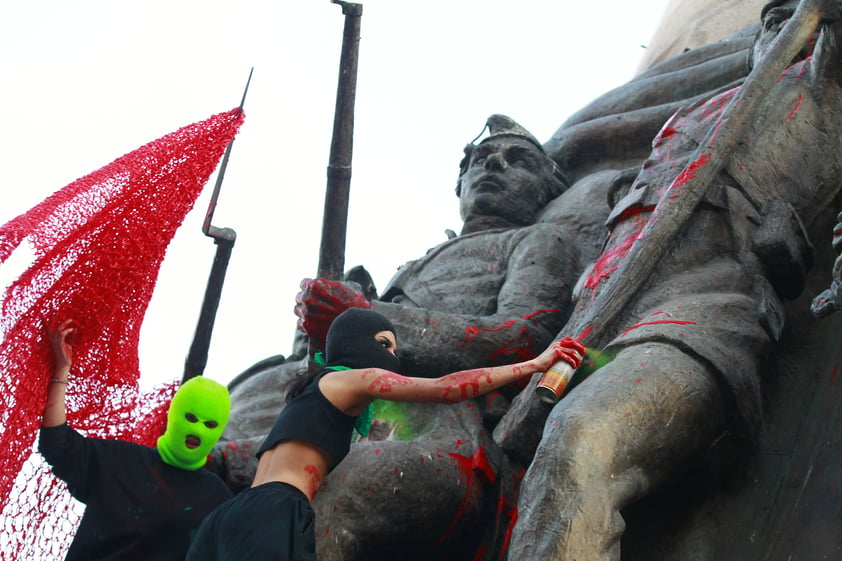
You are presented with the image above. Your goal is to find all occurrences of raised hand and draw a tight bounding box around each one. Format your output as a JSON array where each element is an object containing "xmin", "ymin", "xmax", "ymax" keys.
[{"xmin": 294, "ymin": 278, "xmax": 370, "ymax": 344}]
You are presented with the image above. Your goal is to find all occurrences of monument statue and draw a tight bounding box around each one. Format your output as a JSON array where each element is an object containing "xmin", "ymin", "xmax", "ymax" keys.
[
  {"xmin": 212, "ymin": 0, "xmax": 842, "ymax": 558},
  {"xmin": 496, "ymin": 0, "xmax": 842, "ymax": 559},
  {"xmin": 212, "ymin": 114, "xmax": 613, "ymax": 559}
]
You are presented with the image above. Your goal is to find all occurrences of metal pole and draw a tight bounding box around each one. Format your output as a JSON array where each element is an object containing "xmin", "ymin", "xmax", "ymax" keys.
[
  {"xmin": 317, "ymin": 1, "xmax": 362, "ymax": 281},
  {"xmin": 182, "ymin": 68, "xmax": 253, "ymax": 383}
]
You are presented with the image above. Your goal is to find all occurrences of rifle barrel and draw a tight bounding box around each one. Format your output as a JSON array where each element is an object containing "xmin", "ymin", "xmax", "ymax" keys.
[{"xmin": 318, "ymin": 1, "xmax": 362, "ymax": 281}]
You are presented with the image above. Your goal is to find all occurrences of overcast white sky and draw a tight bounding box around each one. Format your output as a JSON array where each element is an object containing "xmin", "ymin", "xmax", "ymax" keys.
[{"xmin": 0, "ymin": 0, "xmax": 670, "ymax": 389}]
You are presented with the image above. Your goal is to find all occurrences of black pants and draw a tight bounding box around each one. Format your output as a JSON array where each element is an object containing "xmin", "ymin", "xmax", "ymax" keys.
[{"xmin": 187, "ymin": 482, "xmax": 316, "ymax": 561}]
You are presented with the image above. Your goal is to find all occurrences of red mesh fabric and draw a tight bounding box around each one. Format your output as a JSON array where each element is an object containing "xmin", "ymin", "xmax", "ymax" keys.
[{"xmin": 0, "ymin": 107, "xmax": 245, "ymax": 560}]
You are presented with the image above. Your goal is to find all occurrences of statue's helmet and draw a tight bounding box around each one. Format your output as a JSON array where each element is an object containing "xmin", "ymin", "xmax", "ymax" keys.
[{"xmin": 455, "ymin": 114, "xmax": 568, "ymax": 200}]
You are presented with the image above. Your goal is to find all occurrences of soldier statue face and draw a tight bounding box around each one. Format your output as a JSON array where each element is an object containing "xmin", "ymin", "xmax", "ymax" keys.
[{"xmin": 458, "ymin": 136, "xmax": 552, "ymax": 226}]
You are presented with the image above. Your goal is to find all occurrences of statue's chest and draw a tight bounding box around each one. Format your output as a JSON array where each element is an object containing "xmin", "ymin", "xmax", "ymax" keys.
[{"xmin": 389, "ymin": 235, "xmax": 514, "ymax": 314}]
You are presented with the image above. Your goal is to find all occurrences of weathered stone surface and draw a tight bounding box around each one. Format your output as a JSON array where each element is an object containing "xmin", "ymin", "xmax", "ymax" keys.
[{"xmin": 213, "ymin": 2, "xmax": 842, "ymax": 559}]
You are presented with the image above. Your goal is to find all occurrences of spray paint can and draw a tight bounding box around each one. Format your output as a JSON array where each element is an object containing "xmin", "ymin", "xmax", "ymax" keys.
[{"xmin": 535, "ymin": 359, "xmax": 577, "ymax": 404}]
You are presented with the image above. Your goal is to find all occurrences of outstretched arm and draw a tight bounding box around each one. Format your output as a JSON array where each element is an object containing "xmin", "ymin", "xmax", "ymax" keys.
[
  {"xmin": 297, "ymin": 226, "xmax": 578, "ymax": 377},
  {"xmin": 321, "ymin": 337, "xmax": 585, "ymax": 414},
  {"xmin": 42, "ymin": 321, "xmax": 74, "ymax": 427}
]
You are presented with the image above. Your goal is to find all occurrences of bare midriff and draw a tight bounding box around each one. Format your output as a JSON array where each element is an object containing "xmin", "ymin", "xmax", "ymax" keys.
[{"xmin": 252, "ymin": 439, "xmax": 332, "ymax": 503}]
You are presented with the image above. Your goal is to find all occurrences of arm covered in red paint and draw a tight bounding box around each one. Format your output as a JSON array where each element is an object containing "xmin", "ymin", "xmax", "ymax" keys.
[{"xmin": 357, "ymin": 337, "xmax": 585, "ymax": 405}]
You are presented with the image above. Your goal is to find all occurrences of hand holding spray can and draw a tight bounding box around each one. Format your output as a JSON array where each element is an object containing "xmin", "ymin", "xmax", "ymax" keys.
[{"xmin": 535, "ymin": 337, "xmax": 586, "ymax": 404}]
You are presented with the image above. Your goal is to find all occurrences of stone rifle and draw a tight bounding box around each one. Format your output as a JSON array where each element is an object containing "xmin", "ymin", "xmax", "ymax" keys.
[
  {"xmin": 317, "ymin": 0, "xmax": 363, "ymax": 282},
  {"xmin": 183, "ymin": 68, "xmax": 253, "ymax": 383}
]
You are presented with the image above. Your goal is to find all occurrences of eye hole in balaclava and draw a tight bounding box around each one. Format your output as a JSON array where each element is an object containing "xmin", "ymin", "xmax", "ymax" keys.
[
  {"xmin": 156, "ymin": 376, "xmax": 231, "ymax": 471},
  {"xmin": 324, "ymin": 308, "xmax": 401, "ymax": 372}
]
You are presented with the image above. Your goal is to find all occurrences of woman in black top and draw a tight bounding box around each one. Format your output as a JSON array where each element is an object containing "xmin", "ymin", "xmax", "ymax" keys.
[{"xmin": 187, "ymin": 307, "xmax": 584, "ymax": 560}]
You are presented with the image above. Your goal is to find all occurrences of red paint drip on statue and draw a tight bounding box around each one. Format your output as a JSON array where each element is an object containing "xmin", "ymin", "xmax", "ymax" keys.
[
  {"xmin": 430, "ymin": 446, "xmax": 497, "ymax": 549},
  {"xmin": 578, "ymin": 326, "xmax": 594, "ymax": 341},
  {"xmin": 797, "ymin": 57, "xmax": 811, "ymax": 81},
  {"xmin": 667, "ymin": 153, "xmax": 712, "ymax": 204},
  {"xmin": 785, "ymin": 93, "xmax": 803, "ymax": 122},
  {"xmin": 620, "ymin": 320, "xmax": 696, "ymax": 337},
  {"xmin": 660, "ymin": 126, "xmax": 678, "ymax": 138},
  {"xmin": 585, "ymin": 217, "xmax": 647, "ymax": 290},
  {"xmin": 496, "ymin": 468, "xmax": 525, "ymax": 561},
  {"xmin": 462, "ymin": 309, "xmax": 560, "ymax": 363},
  {"xmin": 462, "ymin": 309, "xmax": 560, "ymax": 344}
]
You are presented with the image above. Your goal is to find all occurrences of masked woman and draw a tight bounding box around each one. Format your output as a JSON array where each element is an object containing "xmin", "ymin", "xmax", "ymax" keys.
[
  {"xmin": 39, "ymin": 320, "xmax": 233, "ymax": 561},
  {"xmin": 187, "ymin": 307, "xmax": 584, "ymax": 560}
]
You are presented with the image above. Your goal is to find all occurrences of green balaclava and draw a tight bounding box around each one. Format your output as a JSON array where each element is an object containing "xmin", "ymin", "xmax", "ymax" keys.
[{"xmin": 156, "ymin": 376, "xmax": 231, "ymax": 471}]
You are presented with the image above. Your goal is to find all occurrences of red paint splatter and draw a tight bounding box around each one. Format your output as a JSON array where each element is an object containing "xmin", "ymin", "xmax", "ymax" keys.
[
  {"xmin": 831, "ymin": 364, "xmax": 838, "ymax": 387},
  {"xmin": 367, "ymin": 370, "xmax": 413, "ymax": 394},
  {"xmin": 461, "ymin": 309, "xmax": 561, "ymax": 363},
  {"xmin": 304, "ymin": 464, "xmax": 324, "ymax": 498},
  {"xmin": 494, "ymin": 468, "xmax": 525, "ymax": 561},
  {"xmin": 438, "ymin": 368, "xmax": 496, "ymax": 402},
  {"xmin": 668, "ymin": 153, "xmax": 712, "ymax": 204},
  {"xmin": 462, "ymin": 309, "xmax": 560, "ymax": 344},
  {"xmin": 585, "ymin": 219, "xmax": 646, "ymax": 290},
  {"xmin": 650, "ymin": 310, "xmax": 676, "ymax": 318},
  {"xmin": 614, "ymin": 202, "xmax": 656, "ymax": 223},
  {"xmin": 796, "ymin": 57, "xmax": 811, "ymax": 81},
  {"xmin": 426, "ymin": 446, "xmax": 498, "ymax": 552},
  {"xmin": 785, "ymin": 93, "xmax": 803, "ymax": 122},
  {"xmin": 620, "ymin": 320, "xmax": 696, "ymax": 337}
]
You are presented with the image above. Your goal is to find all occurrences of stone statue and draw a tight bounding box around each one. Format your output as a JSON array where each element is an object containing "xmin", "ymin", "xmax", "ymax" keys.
[
  {"xmin": 212, "ymin": 1, "xmax": 842, "ymax": 558},
  {"xmin": 212, "ymin": 114, "xmax": 613, "ymax": 560},
  {"xmin": 495, "ymin": 0, "xmax": 842, "ymax": 559},
  {"xmin": 297, "ymin": 114, "xmax": 613, "ymax": 561}
]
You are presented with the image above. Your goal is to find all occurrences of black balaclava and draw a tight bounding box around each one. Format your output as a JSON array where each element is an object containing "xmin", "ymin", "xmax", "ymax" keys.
[{"xmin": 324, "ymin": 307, "xmax": 401, "ymax": 372}]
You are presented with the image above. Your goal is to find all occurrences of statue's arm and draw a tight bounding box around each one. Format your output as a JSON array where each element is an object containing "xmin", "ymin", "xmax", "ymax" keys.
[{"xmin": 372, "ymin": 226, "xmax": 577, "ymax": 377}]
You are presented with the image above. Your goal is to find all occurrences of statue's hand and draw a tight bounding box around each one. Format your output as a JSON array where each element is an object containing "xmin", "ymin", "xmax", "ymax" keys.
[
  {"xmin": 294, "ymin": 278, "xmax": 370, "ymax": 344},
  {"xmin": 812, "ymin": 211, "xmax": 842, "ymax": 318},
  {"xmin": 811, "ymin": 281, "xmax": 842, "ymax": 318}
]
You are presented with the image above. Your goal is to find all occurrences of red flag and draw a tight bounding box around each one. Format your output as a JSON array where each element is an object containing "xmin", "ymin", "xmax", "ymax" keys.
[{"xmin": 0, "ymin": 107, "xmax": 245, "ymax": 559}]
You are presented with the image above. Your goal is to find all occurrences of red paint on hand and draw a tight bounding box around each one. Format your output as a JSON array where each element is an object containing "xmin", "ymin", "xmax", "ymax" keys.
[
  {"xmin": 294, "ymin": 277, "xmax": 370, "ymax": 344},
  {"xmin": 553, "ymin": 337, "xmax": 586, "ymax": 369}
]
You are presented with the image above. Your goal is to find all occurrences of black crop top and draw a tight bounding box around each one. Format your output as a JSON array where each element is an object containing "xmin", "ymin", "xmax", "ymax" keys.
[{"xmin": 256, "ymin": 371, "xmax": 357, "ymax": 470}]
